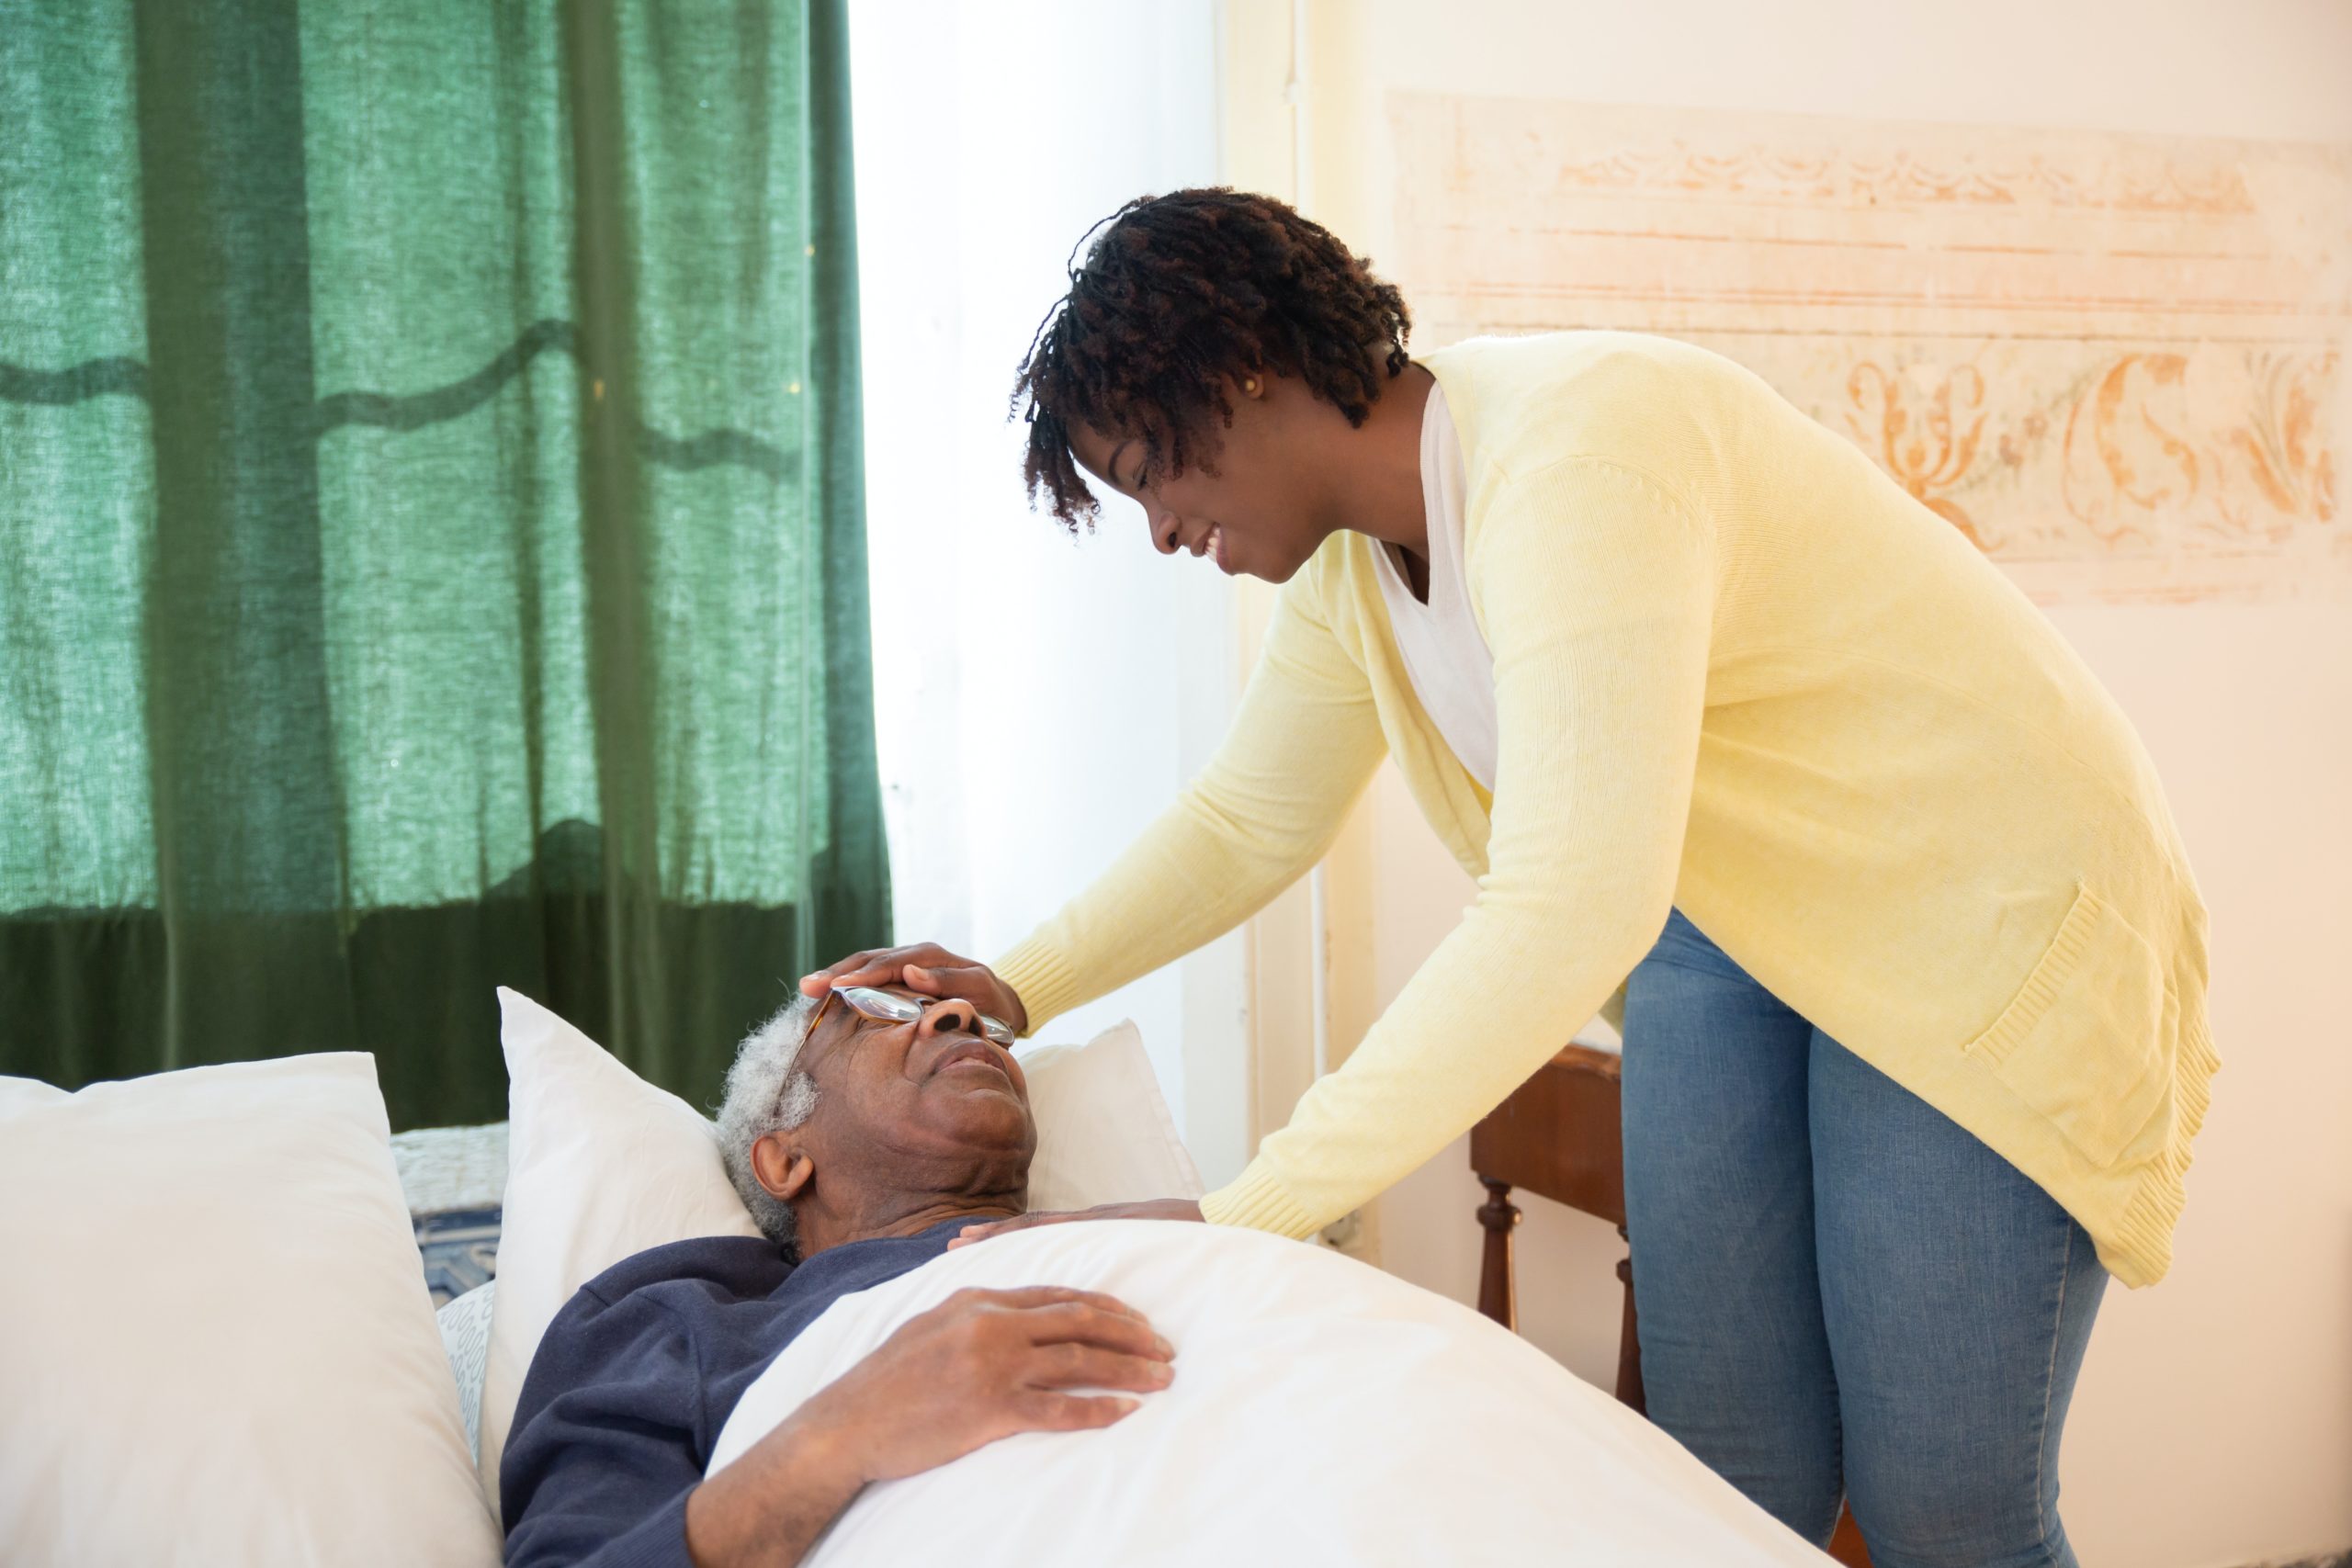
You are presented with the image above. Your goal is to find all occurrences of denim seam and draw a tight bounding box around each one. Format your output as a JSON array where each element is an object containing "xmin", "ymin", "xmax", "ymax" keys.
[
  {"xmin": 1827, "ymin": 1385, "xmax": 1847, "ymax": 1548},
  {"xmin": 2035, "ymin": 1222, "xmax": 2073, "ymax": 1553}
]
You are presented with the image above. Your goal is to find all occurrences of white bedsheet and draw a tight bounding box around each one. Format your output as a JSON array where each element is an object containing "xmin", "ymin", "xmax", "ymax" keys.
[{"xmin": 710, "ymin": 1221, "xmax": 1829, "ymax": 1566}]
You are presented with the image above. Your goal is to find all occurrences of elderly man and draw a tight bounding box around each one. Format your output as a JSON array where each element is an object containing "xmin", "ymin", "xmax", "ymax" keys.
[{"xmin": 500, "ymin": 985, "xmax": 1177, "ymax": 1568}]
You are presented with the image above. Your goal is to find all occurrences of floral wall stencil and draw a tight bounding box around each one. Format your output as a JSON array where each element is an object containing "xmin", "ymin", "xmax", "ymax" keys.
[{"xmin": 1388, "ymin": 94, "xmax": 2351, "ymax": 604}]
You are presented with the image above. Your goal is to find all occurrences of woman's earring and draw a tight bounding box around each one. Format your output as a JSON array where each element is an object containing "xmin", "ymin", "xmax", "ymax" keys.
[{"xmin": 1242, "ymin": 376, "xmax": 1261, "ymax": 396}]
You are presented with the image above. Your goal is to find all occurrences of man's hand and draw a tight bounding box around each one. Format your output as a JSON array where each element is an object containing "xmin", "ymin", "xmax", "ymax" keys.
[
  {"xmin": 800, "ymin": 942, "xmax": 1029, "ymax": 1037},
  {"xmin": 806, "ymin": 1284, "xmax": 1172, "ymax": 1478},
  {"xmin": 949, "ymin": 1200, "xmax": 1207, "ymax": 1250},
  {"xmin": 685, "ymin": 1286, "xmax": 1170, "ymax": 1568}
]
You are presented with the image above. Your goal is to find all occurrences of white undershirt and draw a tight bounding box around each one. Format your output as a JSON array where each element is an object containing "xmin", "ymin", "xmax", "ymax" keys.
[{"xmin": 1371, "ymin": 382, "xmax": 1499, "ymax": 790}]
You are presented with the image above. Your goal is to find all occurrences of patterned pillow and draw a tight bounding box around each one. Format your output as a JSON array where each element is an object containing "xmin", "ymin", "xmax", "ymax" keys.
[
  {"xmin": 435, "ymin": 1281, "xmax": 498, "ymax": 1465},
  {"xmin": 392, "ymin": 1122, "xmax": 508, "ymax": 1306},
  {"xmin": 398, "ymin": 1125, "xmax": 505, "ymax": 1470},
  {"xmin": 414, "ymin": 1205, "xmax": 502, "ymax": 1306}
]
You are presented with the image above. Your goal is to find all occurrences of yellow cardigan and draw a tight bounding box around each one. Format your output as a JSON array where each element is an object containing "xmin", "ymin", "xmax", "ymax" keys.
[{"xmin": 994, "ymin": 331, "xmax": 2215, "ymax": 1290}]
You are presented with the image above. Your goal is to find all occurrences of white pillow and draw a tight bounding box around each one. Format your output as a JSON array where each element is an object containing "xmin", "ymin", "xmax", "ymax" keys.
[
  {"xmin": 476, "ymin": 987, "xmax": 1202, "ymax": 1510},
  {"xmin": 474, "ymin": 988, "xmax": 765, "ymax": 1508},
  {"xmin": 1019, "ymin": 1021, "xmax": 1204, "ymax": 1211},
  {"xmin": 0, "ymin": 1055, "xmax": 500, "ymax": 1568}
]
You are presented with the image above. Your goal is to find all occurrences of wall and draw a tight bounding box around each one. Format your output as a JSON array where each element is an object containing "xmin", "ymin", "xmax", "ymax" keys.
[
  {"xmin": 1227, "ymin": 2, "xmax": 2352, "ymax": 1563},
  {"xmin": 847, "ymin": 0, "xmax": 1258, "ymax": 1184}
]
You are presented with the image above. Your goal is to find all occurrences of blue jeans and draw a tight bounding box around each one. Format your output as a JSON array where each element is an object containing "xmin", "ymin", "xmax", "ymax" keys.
[{"xmin": 1621, "ymin": 908, "xmax": 2107, "ymax": 1568}]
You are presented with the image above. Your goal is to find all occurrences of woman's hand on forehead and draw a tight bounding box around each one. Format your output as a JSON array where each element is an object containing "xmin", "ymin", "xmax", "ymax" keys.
[{"xmin": 801, "ymin": 942, "xmax": 1031, "ymax": 1037}]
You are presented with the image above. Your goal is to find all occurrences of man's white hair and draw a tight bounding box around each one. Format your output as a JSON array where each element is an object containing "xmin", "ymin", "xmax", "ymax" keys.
[{"xmin": 717, "ymin": 993, "xmax": 823, "ymax": 1255}]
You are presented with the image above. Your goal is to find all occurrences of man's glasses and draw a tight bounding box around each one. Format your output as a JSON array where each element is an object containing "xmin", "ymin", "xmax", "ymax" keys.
[{"xmin": 819, "ymin": 985, "xmax": 1019, "ymax": 1050}]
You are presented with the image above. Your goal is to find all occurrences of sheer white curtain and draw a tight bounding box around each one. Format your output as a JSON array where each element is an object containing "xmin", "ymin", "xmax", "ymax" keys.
[{"xmin": 847, "ymin": 0, "xmax": 1251, "ymax": 1179}]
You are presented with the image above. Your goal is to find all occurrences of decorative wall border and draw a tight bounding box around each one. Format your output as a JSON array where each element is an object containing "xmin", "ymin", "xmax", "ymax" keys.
[{"xmin": 1389, "ymin": 94, "xmax": 2351, "ymax": 604}]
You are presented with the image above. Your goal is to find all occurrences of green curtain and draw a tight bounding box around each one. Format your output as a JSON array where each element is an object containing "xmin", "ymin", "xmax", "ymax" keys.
[{"xmin": 0, "ymin": 0, "xmax": 889, "ymax": 1130}]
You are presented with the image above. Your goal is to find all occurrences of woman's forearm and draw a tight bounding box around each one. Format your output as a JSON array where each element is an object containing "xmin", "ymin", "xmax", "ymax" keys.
[
  {"xmin": 995, "ymin": 781, "xmax": 1353, "ymax": 1029},
  {"xmin": 995, "ymin": 577, "xmax": 1389, "ymax": 1032}
]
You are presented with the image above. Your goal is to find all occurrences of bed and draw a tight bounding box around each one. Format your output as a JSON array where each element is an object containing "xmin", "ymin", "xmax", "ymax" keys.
[{"xmin": 5, "ymin": 1000, "xmax": 1831, "ymax": 1565}]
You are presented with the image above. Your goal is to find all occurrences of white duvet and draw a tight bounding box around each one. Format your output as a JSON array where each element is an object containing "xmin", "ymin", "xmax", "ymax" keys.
[{"xmin": 710, "ymin": 1221, "xmax": 1829, "ymax": 1566}]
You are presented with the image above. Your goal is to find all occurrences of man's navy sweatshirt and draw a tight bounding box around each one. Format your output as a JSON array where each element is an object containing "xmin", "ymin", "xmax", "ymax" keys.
[{"xmin": 499, "ymin": 1220, "xmax": 963, "ymax": 1568}]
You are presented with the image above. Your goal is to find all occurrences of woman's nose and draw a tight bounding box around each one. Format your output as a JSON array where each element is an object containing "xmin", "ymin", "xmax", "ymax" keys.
[{"xmin": 1151, "ymin": 511, "xmax": 1181, "ymax": 555}]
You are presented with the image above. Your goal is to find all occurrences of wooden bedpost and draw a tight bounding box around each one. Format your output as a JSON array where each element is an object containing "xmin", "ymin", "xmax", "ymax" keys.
[
  {"xmin": 1613, "ymin": 1224, "xmax": 1645, "ymax": 1414},
  {"xmin": 1476, "ymin": 1178, "xmax": 1520, "ymax": 1330}
]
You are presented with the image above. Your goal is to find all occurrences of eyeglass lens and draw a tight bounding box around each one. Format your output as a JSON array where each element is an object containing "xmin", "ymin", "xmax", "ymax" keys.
[{"xmin": 839, "ymin": 987, "xmax": 1014, "ymax": 1047}]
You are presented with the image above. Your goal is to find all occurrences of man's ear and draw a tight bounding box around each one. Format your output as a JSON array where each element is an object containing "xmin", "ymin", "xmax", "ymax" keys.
[{"xmin": 751, "ymin": 1131, "xmax": 814, "ymax": 1204}]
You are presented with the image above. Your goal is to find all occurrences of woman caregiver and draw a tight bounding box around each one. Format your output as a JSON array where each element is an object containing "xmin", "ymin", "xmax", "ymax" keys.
[{"xmin": 801, "ymin": 189, "xmax": 2214, "ymax": 1568}]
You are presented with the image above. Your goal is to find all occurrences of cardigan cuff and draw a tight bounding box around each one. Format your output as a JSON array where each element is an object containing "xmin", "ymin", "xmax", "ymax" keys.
[
  {"xmin": 1200, "ymin": 1160, "xmax": 1324, "ymax": 1240},
  {"xmin": 989, "ymin": 934, "xmax": 1082, "ymax": 1039}
]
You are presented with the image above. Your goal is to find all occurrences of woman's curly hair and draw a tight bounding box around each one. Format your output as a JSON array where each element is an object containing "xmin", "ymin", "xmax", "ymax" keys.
[{"xmin": 1012, "ymin": 188, "xmax": 1411, "ymax": 530}]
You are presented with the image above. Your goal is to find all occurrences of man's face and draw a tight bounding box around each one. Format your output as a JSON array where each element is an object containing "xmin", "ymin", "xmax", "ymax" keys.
[{"xmin": 768, "ymin": 987, "xmax": 1035, "ymax": 1210}]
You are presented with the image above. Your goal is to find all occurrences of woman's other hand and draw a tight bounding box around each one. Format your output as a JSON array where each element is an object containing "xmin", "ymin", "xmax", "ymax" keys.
[
  {"xmin": 947, "ymin": 1200, "xmax": 1206, "ymax": 1250},
  {"xmin": 799, "ymin": 942, "xmax": 1029, "ymax": 1036}
]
